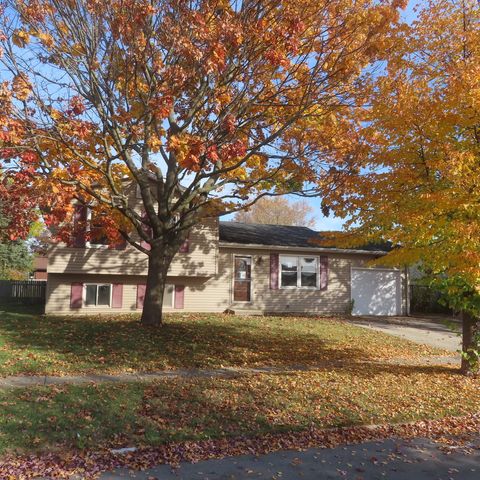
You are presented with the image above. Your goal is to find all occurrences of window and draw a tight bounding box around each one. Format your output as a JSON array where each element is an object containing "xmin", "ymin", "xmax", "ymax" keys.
[
  {"xmin": 301, "ymin": 257, "xmax": 317, "ymax": 287},
  {"xmin": 280, "ymin": 256, "xmax": 297, "ymax": 287},
  {"xmin": 233, "ymin": 256, "xmax": 252, "ymax": 302},
  {"xmin": 85, "ymin": 284, "xmax": 111, "ymax": 307},
  {"xmin": 163, "ymin": 284, "xmax": 174, "ymax": 307},
  {"xmin": 137, "ymin": 284, "xmax": 175, "ymax": 309},
  {"xmin": 86, "ymin": 209, "xmax": 109, "ymax": 248},
  {"xmin": 280, "ymin": 256, "xmax": 318, "ymax": 289}
]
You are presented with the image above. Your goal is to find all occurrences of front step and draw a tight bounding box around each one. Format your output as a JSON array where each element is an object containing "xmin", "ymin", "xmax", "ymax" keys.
[{"xmin": 224, "ymin": 308, "xmax": 264, "ymax": 316}]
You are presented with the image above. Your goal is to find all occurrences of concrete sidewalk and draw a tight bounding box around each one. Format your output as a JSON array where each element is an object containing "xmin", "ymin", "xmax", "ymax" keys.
[
  {"xmin": 0, "ymin": 366, "xmax": 302, "ymax": 389},
  {"xmin": 0, "ymin": 352, "xmax": 459, "ymax": 389},
  {"xmin": 349, "ymin": 315, "xmax": 461, "ymax": 352},
  {"xmin": 102, "ymin": 434, "xmax": 480, "ymax": 479}
]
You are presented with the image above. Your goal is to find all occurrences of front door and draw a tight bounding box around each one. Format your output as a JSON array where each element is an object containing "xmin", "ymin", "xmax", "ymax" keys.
[{"xmin": 233, "ymin": 256, "xmax": 252, "ymax": 302}]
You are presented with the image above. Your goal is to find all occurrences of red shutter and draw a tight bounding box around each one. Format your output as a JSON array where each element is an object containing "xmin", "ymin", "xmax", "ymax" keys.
[
  {"xmin": 112, "ymin": 284, "xmax": 123, "ymax": 308},
  {"xmin": 320, "ymin": 256, "xmax": 328, "ymax": 291},
  {"xmin": 70, "ymin": 283, "xmax": 83, "ymax": 308},
  {"xmin": 73, "ymin": 204, "xmax": 87, "ymax": 248},
  {"xmin": 174, "ymin": 285, "xmax": 185, "ymax": 309},
  {"xmin": 136, "ymin": 284, "xmax": 146, "ymax": 309},
  {"xmin": 179, "ymin": 235, "xmax": 190, "ymax": 253},
  {"xmin": 270, "ymin": 253, "xmax": 279, "ymax": 290}
]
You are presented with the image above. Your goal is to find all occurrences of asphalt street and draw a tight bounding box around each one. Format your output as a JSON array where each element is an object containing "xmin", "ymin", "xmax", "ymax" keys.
[{"xmin": 102, "ymin": 434, "xmax": 480, "ymax": 480}]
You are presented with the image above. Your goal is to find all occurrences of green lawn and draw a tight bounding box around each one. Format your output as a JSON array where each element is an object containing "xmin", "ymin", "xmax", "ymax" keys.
[
  {"xmin": 0, "ymin": 307, "xmax": 476, "ymax": 466},
  {"xmin": 0, "ymin": 364, "xmax": 478, "ymax": 456},
  {"xmin": 0, "ymin": 306, "xmax": 446, "ymax": 377}
]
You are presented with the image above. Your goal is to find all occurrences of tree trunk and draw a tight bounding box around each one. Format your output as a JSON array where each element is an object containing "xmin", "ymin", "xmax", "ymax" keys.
[
  {"xmin": 140, "ymin": 245, "xmax": 175, "ymax": 327},
  {"xmin": 460, "ymin": 311, "xmax": 478, "ymax": 375}
]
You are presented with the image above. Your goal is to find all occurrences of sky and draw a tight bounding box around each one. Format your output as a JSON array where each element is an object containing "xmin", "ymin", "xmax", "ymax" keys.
[{"xmin": 271, "ymin": 0, "xmax": 423, "ymax": 232}]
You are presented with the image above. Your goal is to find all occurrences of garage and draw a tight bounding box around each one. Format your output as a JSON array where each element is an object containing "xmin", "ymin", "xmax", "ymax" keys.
[{"xmin": 351, "ymin": 268, "xmax": 402, "ymax": 316}]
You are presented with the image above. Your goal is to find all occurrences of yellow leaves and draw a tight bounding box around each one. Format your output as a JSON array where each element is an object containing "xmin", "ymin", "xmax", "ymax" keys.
[
  {"xmin": 58, "ymin": 22, "xmax": 70, "ymax": 36},
  {"xmin": 18, "ymin": 26, "xmax": 54, "ymax": 50},
  {"xmin": 215, "ymin": 0, "xmax": 232, "ymax": 9},
  {"xmin": 49, "ymin": 109, "xmax": 63, "ymax": 121},
  {"xmin": 216, "ymin": 90, "xmax": 232, "ymax": 108},
  {"xmin": 227, "ymin": 167, "xmax": 247, "ymax": 181},
  {"xmin": 36, "ymin": 31, "xmax": 55, "ymax": 49},
  {"xmin": 12, "ymin": 29, "xmax": 30, "ymax": 48},
  {"xmin": 168, "ymin": 134, "xmax": 205, "ymax": 172},
  {"xmin": 148, "ymin": 135, "xmax": 163, "ymax": 153},
  {"xmin": 129, "ymin": 101, "xmax": 144, "ymax": 119},
  {"xmin": 168, "ymin": 134, "xmax": 186, "ymax": 156},
  {"xmin": 12, "ymin": 75, "xmax": 31, "ymax": 101},
  {"xmin": 71, "ymin": 43, "xmax": 86, "ymax": 57},
  {"xmin": 246, "ymin": 154, "xmax": 263, "ymax": 169},
  {"xmin": 319, "ymin": 0, "xmax": 480, "ymax": 289}
]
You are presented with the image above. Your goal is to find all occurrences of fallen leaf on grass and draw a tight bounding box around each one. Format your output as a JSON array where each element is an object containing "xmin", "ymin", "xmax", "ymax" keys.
[{"xmin": 2, "ymin": 412, "xmax": 480, "ymax": 479}]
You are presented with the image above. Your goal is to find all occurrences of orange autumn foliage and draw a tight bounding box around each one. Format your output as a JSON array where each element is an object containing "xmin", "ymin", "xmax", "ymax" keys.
[
  {"xmin": 0, "ymin": 0, "xmax": 405, "ymax": 322},
  {"xmin": 322, "ymin": 0, "xmax": 480, "ymax": 289}
]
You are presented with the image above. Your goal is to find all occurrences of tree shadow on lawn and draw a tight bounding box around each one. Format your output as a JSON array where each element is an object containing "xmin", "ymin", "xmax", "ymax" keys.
[
  {"xmin": 0, "ymin": 311, "xmax": 453, "ymax": 376},
  {"xmin": 0, "ymin": 303, "xmax": 44, "ymax": 318},
  {"xmin": 0, "ymin": 362, "xmax": 471, "ymax": 457},
  {"xmin": 0, "ymin": 377, "xmax": 367, "ymax": 454}
]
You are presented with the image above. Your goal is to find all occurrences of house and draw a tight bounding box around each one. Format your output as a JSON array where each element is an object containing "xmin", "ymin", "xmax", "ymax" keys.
[
  {"xmin": 45, "ymin": 216, "xmax": 407, "ymax": 316},
  {"xmin": 31, "ymin": 256, "xmax": 48, "ymax": 281}
]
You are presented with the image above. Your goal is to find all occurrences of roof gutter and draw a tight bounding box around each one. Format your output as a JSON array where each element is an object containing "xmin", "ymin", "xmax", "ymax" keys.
[{"xmin": 218, "ymin": 241, "xmax": 388, "ymax": 256}]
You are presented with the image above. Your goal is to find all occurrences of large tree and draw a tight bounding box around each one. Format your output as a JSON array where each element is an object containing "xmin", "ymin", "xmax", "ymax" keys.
[
  {"xmin": 0, "ymin": 0, "xmax": 405, "ymax": 325},
  {"xmin": 323, "ymin": 0, "xmax": 480, "ymax": 373},
  {"xmin": 0, "ymin": 238, "xmax": 32, "ymax": 279},
  {"xmin": 233, "ymin": 196, "xmax": 315, "ymax": 227},
  {"xmin": 0, "ymin": 205, "xmax": 33, "ymax": 279},
  {"xmin": 0, "ymin": 171, "xmax": 36, "ymax": 278}
]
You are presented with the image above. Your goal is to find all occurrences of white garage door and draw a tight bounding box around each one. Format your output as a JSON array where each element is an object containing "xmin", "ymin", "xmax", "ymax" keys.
[{"xmin": 351, "ymin": 268, "xmax": 402, "ymax": 316}]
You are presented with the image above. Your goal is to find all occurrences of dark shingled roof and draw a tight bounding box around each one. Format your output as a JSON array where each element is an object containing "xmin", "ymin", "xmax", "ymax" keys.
[{"xmin": 219, "ymin": 222, "xmax": 391, "ymax": 253}]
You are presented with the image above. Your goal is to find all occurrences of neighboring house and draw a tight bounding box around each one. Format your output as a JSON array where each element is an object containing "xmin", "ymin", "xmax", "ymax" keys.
[
  {"xmin": 31, "ymin": 256, "xmax": 48, "ymax": 281},
  {"xmin": 45, "ymin": 215, "xmax": 407, "ymax": 316}
]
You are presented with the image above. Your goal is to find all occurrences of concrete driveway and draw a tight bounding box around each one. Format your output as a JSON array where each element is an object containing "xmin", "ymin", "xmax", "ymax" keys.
[
  {"xmin": 102, "ymin": 434, "xmax": 480, "ymax": 480},
  {"xmin": 348, "ymin": 315, "xmax": 461, "ymax": 352}
]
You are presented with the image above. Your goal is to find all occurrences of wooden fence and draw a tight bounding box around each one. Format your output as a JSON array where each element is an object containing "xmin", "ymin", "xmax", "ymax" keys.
[
  {"xmin": 409, "ymin": 284, "xmax": 452, "ymax": 314},
  {"xmin": 0, "ymin": 280, "xmax": 46, "ymax": 305}
]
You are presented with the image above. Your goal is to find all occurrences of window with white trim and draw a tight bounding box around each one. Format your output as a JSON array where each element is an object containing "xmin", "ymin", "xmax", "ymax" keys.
[
  {"xmin": 280, "ymin": 256, "xmax": 318, "ymax": 289},
  {"xmin": 85, "ymin": 284, "xmax": 112, "ymax": 307}
]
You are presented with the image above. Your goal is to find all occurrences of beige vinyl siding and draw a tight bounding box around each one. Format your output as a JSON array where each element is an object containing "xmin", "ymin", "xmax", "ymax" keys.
[
  {"xmin": 47, "ymin": 218, "xmax": 218, "ymax": 277},
  {"xmin": 45, "ymin": 273, "xmax": 230, "ymax": 315},
  {"xmin": 45, "ymin": 246, "xmax": 405, "ymax": 315},
  {"xmin": 46, "ymin": 274, "xmax": 140, "ymax": 314},
  {"xmin": 219, "ymin": 247, "xmax": 385, "ymax": 315}
]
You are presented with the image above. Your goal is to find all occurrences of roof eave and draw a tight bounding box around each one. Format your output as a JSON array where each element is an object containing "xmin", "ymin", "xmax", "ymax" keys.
[{"xmin": 218, "ymin": 241, "xmax": 388, "ymax": 256}]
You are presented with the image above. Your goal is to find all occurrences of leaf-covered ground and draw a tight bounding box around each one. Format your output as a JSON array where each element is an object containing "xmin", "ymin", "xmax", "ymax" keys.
[
  {"xmin": 0, "ymin": 306, "xmax": 446, "ymax": 377},
  {"xmin": 0, "ymin": 307, "xmax": 476, "ymax": 479},
  {"xmin": 0, "ymin": 364, "xmax": 478, "ymax": 456},
  {"xmin": 3, "ymin": 417, "xmax": 480, "ymax": 480}
]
